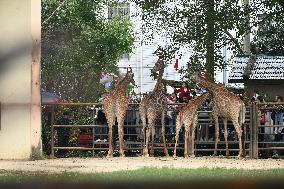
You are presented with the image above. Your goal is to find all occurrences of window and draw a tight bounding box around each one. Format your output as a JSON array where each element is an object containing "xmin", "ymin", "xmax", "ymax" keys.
[{"xmin": 108, "ymin": 3, "xmax": 130, "ymax": 20}]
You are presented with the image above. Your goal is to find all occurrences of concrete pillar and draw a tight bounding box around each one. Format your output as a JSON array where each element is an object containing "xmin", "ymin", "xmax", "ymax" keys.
[{"xmin": 0, "ymin": 0, "xmax": 41, "ymax": 159}]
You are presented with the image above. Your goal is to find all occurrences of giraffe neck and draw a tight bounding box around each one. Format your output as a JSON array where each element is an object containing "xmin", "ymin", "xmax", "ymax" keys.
[
  {"xmin": 197, "ymin": 76, "xmax": 219, "ymax": 92},
  {"xmin": 153, "ymin": 66, "xmax": 164, "ymax": 92},
  {"xmin": 116, "ymin": 76, "xmax": 130, "ymax": 91},
  {"xmin": 186, "ymin": 93, "xmax": 208, "ymax": 108}
]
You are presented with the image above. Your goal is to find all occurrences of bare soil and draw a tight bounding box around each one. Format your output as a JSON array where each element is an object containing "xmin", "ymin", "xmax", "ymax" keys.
[{"xmin": 0, "ymin": 157, "xmax": 283, "ymax": 174}]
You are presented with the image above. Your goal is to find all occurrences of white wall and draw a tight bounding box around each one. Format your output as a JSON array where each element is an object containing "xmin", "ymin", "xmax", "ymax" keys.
[{"xmin": 0, "ymin": 0, "xmax": 41, "ymax": 159}]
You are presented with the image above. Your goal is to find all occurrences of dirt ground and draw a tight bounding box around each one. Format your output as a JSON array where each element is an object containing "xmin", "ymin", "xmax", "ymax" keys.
[{"xmin": 0, "ymin": 157, "xmax": 283, "ymax": 174}]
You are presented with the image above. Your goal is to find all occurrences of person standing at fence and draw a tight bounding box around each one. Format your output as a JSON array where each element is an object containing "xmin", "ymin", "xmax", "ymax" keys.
[
  {"xmin": 274, "ymin": 96, "xmax": 284, "ymax": 139},
  {"xmin": 56, "ymin": 111, "xmax": 72, "ymax": 158},
  {"xmin": 174, "ymin": 81, "xmax": 191, "ymax": 103},
  {"xmin": 167, "ymin": 93, "xmax": 178, "ymax": 135}
]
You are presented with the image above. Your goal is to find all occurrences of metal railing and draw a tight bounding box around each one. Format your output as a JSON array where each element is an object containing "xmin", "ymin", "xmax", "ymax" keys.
[
  {"xmin": 42, "ymin": 102, "xmax": 254, "ymax": 158},
  {"xmin": 251, "ymin": 102, "xmax": 284, "ymax": 158}
]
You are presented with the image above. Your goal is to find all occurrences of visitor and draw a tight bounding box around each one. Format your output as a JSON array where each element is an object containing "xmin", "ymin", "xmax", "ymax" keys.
[
  {"xmin": 274, "ymin": 96, "xmax": 284, "ymax": 139},
  {"xmin": 167, "ymin": 93, "xmax": 178, "ymax": 135},
  {"xmin": 174, "ymin": 81, "xmax": 191, "ymax": 103},
  {"xmin": 56, "ymin": 110, "xmax": 72, "ymax": 158}
]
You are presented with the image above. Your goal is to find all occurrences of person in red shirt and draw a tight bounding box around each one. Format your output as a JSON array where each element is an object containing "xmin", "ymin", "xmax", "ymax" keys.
[{"xmin": 174, "ymin": 81, "xmax": 191, "ymax": 103}]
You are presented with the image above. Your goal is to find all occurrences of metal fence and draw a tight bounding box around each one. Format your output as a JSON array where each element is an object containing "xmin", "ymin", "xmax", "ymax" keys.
[
  {"xmin": 42, "ymin": 102, "xmax": 258, "ymax": 158},
  {"xmin": 251, "ymin": 102, "xmax": 284, "ymax": 158}
]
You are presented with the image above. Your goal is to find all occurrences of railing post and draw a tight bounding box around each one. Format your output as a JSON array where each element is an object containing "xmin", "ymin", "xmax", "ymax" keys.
[
  {"xmin": 254, "ymin": 104, "xmax": 259, "ymax": 158},
  {"xmin": 251, "ymin": 103, "xmax": 259, "ymax": 158},
  {"xmin": 249, "ymin": 104, "xmax": 253, "ymax": 158},
  {"xmin": 50, "ymin": 105, "xmax": 55, "ymax": 158}
]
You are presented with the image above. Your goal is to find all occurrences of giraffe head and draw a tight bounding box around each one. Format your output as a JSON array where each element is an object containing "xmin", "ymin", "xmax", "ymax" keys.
[
  {"xmin": 126, "ymin": 67, "xmax": 135, "ymax": 86},
  {"xmin": 151, "ymin": 58, "xmax": 165, "ymax": 75},
  {"xmin": 199, "ymin": 92, "xmax": 210, "ymax": 102},
  {"xmin": 189, "ymin": 72, "xmax": 200, "ymax": 82}
]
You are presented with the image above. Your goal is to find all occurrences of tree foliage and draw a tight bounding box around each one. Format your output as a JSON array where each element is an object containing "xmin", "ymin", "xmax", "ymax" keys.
[
  {"xmin": 133, "ymin": 0, "xmax": 284, "ymax": 81},
  {"xmin": 252, "ymin": 2, "xmax": 284, "ymax": 55},
  {"xmin": 42, "ymin": 0, "xmax": 135, "ymax": 102}
]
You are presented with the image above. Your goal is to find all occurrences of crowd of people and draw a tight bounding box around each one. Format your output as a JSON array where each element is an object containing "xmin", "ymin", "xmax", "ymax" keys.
[{"xmin": 253, "ymin": 91, "xmax": 284, "ymax": 158}]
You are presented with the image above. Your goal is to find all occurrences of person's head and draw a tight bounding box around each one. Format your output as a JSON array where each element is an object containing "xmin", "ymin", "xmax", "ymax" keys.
[
  {"xmin": 276, "ymin": 95, "xmax": 283, "ymax": 102},
  {"xmin": 254, "ymin": 90, "xmax": 259, "ymax": 95},
  {"xmin": 62, "ymin": 111, "xmax": 72, "ymax": 120},
  {"xmin": 181, "ymin": 81, "xmax": 188, "ymax": 88},
  {"xmin": 257, "ymin": 96, "xmax": 263, "ymax": 103},
  {"xmin": 182, "ymin": 96, "xmax": 189, "ymax": 103},
  {"xmin": 171, "ymin": 93, "xmax": 177, "ymax": 101}
]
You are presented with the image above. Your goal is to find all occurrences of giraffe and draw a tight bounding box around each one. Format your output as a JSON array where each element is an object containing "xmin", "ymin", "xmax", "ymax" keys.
[
  {"xmin": 139, "ymin": 58, "xmax": 169, "ymax": 157},
  {"xmin": 190, "ymin": 73, "xmax": 246, "ymax": 158},
  {"xmin": 103, "ymin": 68, "xmax": 135, "ymax": 157},
  {"xmin": 173, "ymin": 92, "xmax": 210, "ymax": 158}
]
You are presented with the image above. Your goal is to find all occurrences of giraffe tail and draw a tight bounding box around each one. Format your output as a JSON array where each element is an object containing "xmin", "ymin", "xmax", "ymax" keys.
[{"xmin": 239, "ymin": 102, "xmax": 246, "ymax": 126}]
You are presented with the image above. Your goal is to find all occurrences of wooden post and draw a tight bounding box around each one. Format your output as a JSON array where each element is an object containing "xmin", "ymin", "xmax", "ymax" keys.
[
  {"xmin": 249, "ymin": 104, "xmax": 253, "ymax": 158},
  {"xmin": 251, "ymin": 104, "xmax": 259, "ymax": 158},
  {"xmin": 254, "ymin": 104, "xmax": 259, "ymax": 158}
]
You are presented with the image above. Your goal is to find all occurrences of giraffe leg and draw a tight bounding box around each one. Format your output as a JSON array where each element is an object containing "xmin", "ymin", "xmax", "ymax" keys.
[
  {"xmin": 150, "ymin": 126, "xmax": 155, "ymax": 156},
  {"xmin": 143, "ymin": 127, "xmax": 151, "ymax": 157},
  {"xmin": 187, "ymin": 126, "xmax": 192, "ymax": 156},
  {"xmin": 107, "ymin": 122, "xmax": 114, "ymax": 158},
  {"xmin": 213, "ymin": 112, "xmax": 220, "ymax": 156},
  {"xmin": 173, "ymin": 115, "xmax": 181, "ymax": 158},
  {"xmin": 232, "ymin": 119, "xmax": 243, "ymax": 158},
  {"xmin": 139, "ymin": 107, "xmax": 147, "ymax": 142},
  {"xmin": 116, "ymin": 103, "xmax": 127, "ymax": 157},
  {"xmin": 223, "ymin": 118, "xmax": 229, "ymax": 157},
  {"xmin": 161, "ymin": 110, "xmax": 169, "ymax": 157},
  {"xmin": 190, "ymin": 115, "xmax": 198, "ymax": 157},
  {"xmin": 184, "ymin": 126, "xmax": 190, "ymax": 158}
]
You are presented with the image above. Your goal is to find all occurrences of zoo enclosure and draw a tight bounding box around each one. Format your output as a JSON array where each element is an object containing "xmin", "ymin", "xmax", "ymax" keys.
[{"xmin": 42, "ymin": 102, "xmax": 284, "ymax": 158}]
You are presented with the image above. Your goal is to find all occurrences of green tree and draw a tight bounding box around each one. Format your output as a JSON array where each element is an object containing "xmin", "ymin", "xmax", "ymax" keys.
[
  {"xmin": 133, "ymin": 0, "xmax": 284, "ymax": 81},
  {"xmin": 42, "ymin": 0, "xmax": 135, "ymax": 102},
  {"xmin": 252, "ymin": 12, "xmax": 284, "ymax": 55}
]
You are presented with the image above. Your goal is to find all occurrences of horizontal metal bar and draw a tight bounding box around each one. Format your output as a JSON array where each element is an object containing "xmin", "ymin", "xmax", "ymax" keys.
[
  {"xmin": 53, "ymin": 147, "xmax": 250, "ymax": 151},
  {"xmin": 258, "ymin": 102, "xmax": 284, "ymax": 105},
  {"xmin": 258, "ymin": 147, "xmax": 284, "ymax": 150},
  {"xmin": 258, "ymin": 125, "xmax": 284, "ymax": 128}
]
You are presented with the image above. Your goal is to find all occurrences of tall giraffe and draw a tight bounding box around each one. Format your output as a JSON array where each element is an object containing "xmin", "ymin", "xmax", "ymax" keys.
[
  {"xmin": 173, "ymin": 92, "xmax": 210, "ymax": 158},
  {"xmin": 139, "ymin": 58, "xmax": 168, "ymax": 157},
  {"xmin": 191, "ymin": 73, "xmax": 246, "ymax": 158},
  {"xmin": 103, "ymin": 68, "xmax": 135, "ymax": 157}
]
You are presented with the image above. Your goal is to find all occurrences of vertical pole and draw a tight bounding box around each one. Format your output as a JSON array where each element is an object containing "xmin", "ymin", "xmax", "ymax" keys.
[
  {"xmin": 92, "ymin": 107, "xmax": 95, "ymax": 157},
  {"xmin": 243, "ymin": 0, "xmax": 251, "ymax": 55},
  {"xmin": 223, "ymin": 41, "xmax": 227, "ymax": 85},
  {"xmin": 254, "ymin": 104, "xmax": 259, "ymax": 158},
  {"xmin": 249, "ymin": 104, "xmax": 253, "ymax": 158},
  {"xmin": 251, "ymin": 103, "xmax": 258, "ymax": 158},
  {"xmin": 50, "ymin": 105, "xmax": 55, "ymax": 158}
]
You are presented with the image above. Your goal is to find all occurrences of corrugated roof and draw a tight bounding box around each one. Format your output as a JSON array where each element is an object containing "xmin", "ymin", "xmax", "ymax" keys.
[{"xmin": 228, "ymin": 56, "xmax": 284, "ymax": 82}]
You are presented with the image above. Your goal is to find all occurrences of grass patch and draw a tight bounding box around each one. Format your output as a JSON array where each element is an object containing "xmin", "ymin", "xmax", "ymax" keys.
[{"xmin": 1, "ymin": 167, "xmax": 284, "ymax": 183}]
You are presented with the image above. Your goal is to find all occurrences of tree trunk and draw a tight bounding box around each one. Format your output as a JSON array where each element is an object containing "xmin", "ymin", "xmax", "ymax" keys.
[{"xmin": 205, "ymin": 0, "xmax": 215, "ymax": 81}]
